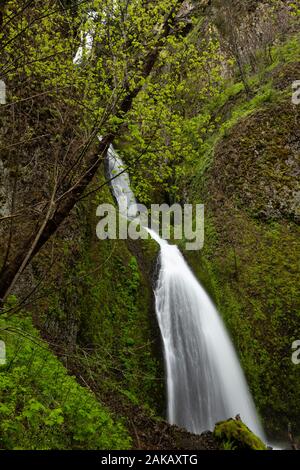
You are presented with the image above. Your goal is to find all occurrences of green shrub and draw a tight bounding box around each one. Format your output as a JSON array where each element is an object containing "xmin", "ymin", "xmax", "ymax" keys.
[{"xmin": 0, "ymin": 313, "xmax": 131, "ymax": 450}]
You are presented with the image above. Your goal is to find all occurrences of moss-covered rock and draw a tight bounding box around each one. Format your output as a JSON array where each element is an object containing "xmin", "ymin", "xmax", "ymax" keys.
[
  {"xmin": 212, "ymin": 98, "xmax": 300, "ymax": 222},
  {"xmin": 213, "ymin": 419, "xmax": 267, "ymax": 450}
]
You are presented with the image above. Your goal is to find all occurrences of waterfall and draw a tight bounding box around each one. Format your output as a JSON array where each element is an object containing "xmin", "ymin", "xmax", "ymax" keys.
[
  {"xmin": 106, "ymin": 145, "xmax": 265, "ymax": 439},
  {"xmin": 152, "ymin": 231, "xmax": 264, "ymax": 437},
  {"xmin": 74, "ymin": 11, "xmax": 265, "ymax": 442}
]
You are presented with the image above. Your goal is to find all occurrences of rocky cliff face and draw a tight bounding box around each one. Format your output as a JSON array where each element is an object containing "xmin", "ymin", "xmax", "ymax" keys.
[{"xmin": 184, "ymin": 57, "xmax": 300, "ymax": 438}]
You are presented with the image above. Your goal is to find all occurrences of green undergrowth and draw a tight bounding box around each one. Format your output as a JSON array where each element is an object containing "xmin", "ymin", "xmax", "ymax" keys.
[{"xmin": 0, "ymin": 306, "xmax": 131, "ymax": 450}]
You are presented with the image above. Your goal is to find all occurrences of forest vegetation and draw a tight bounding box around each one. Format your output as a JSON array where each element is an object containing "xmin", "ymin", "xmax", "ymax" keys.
[{"xmin": 0, "ymin": 0, "xmax": 299, "ymax": 450}]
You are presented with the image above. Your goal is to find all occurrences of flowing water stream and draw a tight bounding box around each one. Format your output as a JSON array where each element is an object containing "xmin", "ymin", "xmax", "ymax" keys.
[{"xmin": 107, "ymin": 145, "xmax": 265, "ymax": 439}]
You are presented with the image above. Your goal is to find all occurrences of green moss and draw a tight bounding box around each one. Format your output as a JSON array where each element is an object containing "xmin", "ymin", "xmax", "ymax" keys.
[
  {"xmin": 186, "ymin": 193, "xmax": 300, "ymax": 437},
  {"xmin": 213, "ymin": 419, "xmax": 267, "ymax": 451},
  {"xmin": 268, "ymin": 35, "xmax": 300, "ymax": 71}
]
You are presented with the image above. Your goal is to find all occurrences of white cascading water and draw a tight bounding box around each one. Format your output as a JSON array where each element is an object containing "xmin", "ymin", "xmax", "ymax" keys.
[
  {"xmin": 73, "ymin": 11, "xmax": 96, "ymax": 65},
  {"xmin": 106, "ymin": 144, "xmax": 138, "ymax": 219},
  {"xmin": 106, "ymin": 145, "xmax": 265, "ymax": 439},
  {"xmin": 151, "ymin": 228, "xmax": 264, "ymax": 437},
  {"xmin": 73, "ymin": 18, "xmax": 265, "ymax": 440}
]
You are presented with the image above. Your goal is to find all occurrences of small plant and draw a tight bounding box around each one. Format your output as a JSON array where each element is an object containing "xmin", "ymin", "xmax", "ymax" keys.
[{"xmin": 222, "ymin": 440, "xmax": 237, "ymax": 451}]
